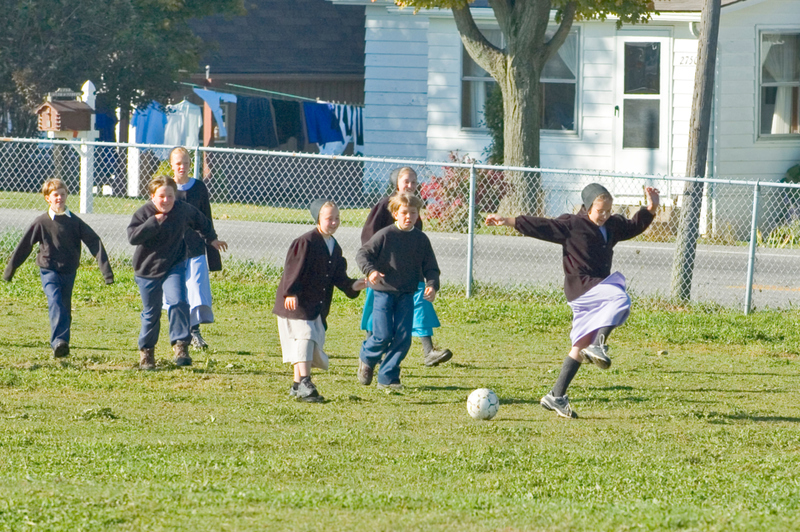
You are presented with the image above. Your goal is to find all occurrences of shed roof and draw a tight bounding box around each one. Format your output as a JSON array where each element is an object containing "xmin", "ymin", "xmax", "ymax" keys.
[{"xmin": 189, "ymin": 0, "xmax": 365, "ymax": 76}]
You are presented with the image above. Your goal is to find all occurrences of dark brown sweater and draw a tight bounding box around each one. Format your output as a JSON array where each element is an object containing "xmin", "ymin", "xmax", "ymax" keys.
[
  {"xmin": 272, "ymin": 229, "xmax": 360, "ymax": 328},
  {"xmin": 4, "ymin": 211, "xmax": 114, "ymax": 283},
  {"xmin": 360, "ymin": 196, "xmax": 423, "ymax": 245},
  {"xmin": 515, "ymin": 208, "xmax": 654, "ymax": 301}
]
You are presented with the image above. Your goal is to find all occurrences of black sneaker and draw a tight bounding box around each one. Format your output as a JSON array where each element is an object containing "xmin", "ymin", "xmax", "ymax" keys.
[
  {"xmin": 540, "ymin": 392, "xmax": 578, "ymax": 419},
  {"xmin": 357, "ymin": 359, "xmax": 374, "ymax": 385},
  {"xmin": 173, "ymin": 341, "xmax": 192, "ymax": 367},
  {"xmin": 289, "ymin": 382, "xmax": 299, "ymax": 397},
  {"xmin": 580, "ymin": 344, "xmax": 611, "ymax": 369},
  {"xmin": 191, "ymin": 330, "xmax": 208, "ymax": 350},
  {"xmin": 53, "ymin": 340, "xmax": 70, "ymax": 358},
  {"xmin": 296, "ymin": 377, "xmax": 324, "ymax": 403},
  {"xmin": 423, "ymin": 348, "xmax": 452, "ymax": 367}
]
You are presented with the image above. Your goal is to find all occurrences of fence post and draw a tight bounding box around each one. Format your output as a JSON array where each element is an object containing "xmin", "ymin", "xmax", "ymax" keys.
[
  {"xmin": 193, "ymin": 148, "xmax": 201, "ymax": 180},
  {"xmin": 744, "ymin": 182, "xmax": 760, "ymax": 315},
  {"xmin": 127, "ymin": 146, "xmax": 140, "ymax": 197},
  {"xmin": 466, "ymin": 163, "xmax": 476, "ymax": 298},
  {"xmin": 79, "ymin": 140, "xmax": 94, "ymax": 213}
]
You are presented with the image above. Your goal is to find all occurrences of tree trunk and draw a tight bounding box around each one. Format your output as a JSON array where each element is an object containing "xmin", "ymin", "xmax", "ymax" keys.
[{"xmin": 670, "ymin": 0, "xmax": 721, "ymax": 301}]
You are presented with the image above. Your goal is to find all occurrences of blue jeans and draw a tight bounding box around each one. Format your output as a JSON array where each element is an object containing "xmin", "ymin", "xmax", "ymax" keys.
[
  {"xmin": 134, "ymin": 261, "xmax": 191, "ymax": 349},
  {"xmin": 39, "ymin": 269, "xmax": 76, "ymax": 348},
  {"xmin": 359, "ymin": 291, "xmax": 414, "ymax": 385}
]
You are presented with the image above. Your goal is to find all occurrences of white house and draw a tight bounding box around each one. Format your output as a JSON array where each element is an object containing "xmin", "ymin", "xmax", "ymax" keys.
[{"xmin": 331, "ymin": 0, "xmax": 800, "ymax": 235}]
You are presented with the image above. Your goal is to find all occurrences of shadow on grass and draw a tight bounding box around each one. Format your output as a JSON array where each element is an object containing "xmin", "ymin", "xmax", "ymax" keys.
[
  {"xmin": 414, "ymin": 385, "xmax": 474, "ymax": 392},
  {"xmin": 662, "ymin": 369, "xmax": 793, "ymax": 378},
  {"xmin": 718, "ymin": 413, "xmax": 800, "ymax": 423}
]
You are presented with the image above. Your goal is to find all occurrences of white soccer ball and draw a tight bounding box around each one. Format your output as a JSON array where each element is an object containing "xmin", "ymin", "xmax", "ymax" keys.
[{"xmin": 467, "ymin": 388, "xmax": 500, "ymax": 420}]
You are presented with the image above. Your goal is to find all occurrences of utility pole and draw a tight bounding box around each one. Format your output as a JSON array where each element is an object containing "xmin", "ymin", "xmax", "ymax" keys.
[{"xmin": 670, "ymin": 0, "xmax": 721, "ymax": 301}]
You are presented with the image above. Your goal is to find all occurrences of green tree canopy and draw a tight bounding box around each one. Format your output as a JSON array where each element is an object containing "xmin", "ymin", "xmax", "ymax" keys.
[{"xmin": 0, "ymin": 0, "xmax": 243, "ymax": 136}]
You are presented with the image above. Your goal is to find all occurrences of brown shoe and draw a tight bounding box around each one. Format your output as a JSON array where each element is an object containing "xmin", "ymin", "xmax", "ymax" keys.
[
  {"xmin": 173, "ymin": 341, "xmax": 192, "ymax": 367},
  {"xmin": 357, "ymin": 358, "xmax": 373, "ymax": 385},
  {"xmin": 139, "ymin": 347, "xmax": 156, "ymax": 370}
]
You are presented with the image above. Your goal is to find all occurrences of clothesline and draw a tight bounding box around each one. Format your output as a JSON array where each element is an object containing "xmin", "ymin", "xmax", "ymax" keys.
[{"xmin": 177, "ymin": 81, "xmax": 362, "ymax": 108}]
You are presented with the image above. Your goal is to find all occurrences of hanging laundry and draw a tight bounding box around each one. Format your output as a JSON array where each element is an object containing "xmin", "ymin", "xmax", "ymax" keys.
[
  {"xmin": 272, "ymin": 100, "xmax": 306, "ymax": 147},
  {"xmin": 165, "ymin": 100, "xmax": 203, "ymax": 148},
  {"xmin": 94, "ymin": 110, "xmax": 117, "ymax": 142},
  {"xmin": 192, "ymin": 88, "xmax": 237, "ymax": 138},
  {"xmin": 303, "ymin": 102, "xmax": 343, "ymax": 145},
  {"xmin": 131, "ymin": 101, "xmax": 167, "ymax": 144},
  {"xmin": 318, "ymin": 104, "xmax": 364, "ymax": 155},
  {"xmin": 234, "ymin": 96, "xmax": 279, "ymax": 148}
]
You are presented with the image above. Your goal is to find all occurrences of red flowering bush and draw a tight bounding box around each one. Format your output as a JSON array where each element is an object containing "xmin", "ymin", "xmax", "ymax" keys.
[{"xmin": 420, "ymin": 151, "xmax": 508, "ymax": 232}]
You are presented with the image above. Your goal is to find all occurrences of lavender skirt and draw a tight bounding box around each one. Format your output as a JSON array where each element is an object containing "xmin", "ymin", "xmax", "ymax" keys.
[{"xmin": 568, "ymin": 272, "xmax": 631, "ymax": 345}]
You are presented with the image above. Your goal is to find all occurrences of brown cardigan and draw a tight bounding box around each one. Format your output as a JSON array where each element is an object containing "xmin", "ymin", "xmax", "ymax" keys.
[
  {"xmin": 272, "ymin": 228, "xmax": 360, "ymax": 328},
  {"xmin": 515, "ymin": 208, "xmax": 654, "ymax": 301},
  {"xmin": 360, "ymin": 195, "xmax": 423, "ymax": 245}
]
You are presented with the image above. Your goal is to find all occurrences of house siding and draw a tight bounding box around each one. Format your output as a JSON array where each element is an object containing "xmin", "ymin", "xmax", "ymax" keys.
[{"xmin": 363, "ymin": 6, "xmax": 429, "ymax": 158}]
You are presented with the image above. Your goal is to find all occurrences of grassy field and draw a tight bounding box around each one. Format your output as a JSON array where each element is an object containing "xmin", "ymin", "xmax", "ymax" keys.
[{"xmin": 1, "ymin": 259, "xmax": 799, "ymax": 531}]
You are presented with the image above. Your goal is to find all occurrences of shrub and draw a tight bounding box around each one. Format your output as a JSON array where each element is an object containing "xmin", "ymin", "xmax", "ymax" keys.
[{"xmin": 419, "ymin": 151, "xmax": 507, "ymax": 232}]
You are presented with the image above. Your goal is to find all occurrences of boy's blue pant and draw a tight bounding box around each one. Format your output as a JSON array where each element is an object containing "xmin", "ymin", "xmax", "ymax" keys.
[
  {"xmin": 39, "ymin": 268, "xmax": 76, "ymax": 349},
  {"xmin": 359, "ymin": 291, "xmax": 414, "ymax": 385},
  {"xmin": 135, "ymin": 260, "xmax": 191, "ymax": 350}
]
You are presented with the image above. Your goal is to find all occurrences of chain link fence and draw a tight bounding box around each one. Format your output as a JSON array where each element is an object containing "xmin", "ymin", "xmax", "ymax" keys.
[{"xmin": 2, "ymin": 137, "xmax": 799, "ymax": 311}]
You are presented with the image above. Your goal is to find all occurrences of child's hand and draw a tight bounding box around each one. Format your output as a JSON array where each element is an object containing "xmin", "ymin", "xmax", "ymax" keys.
[
  {"xmin": 155, "ymin": 213, "xmax": 166, "ymax": 223},
  {"xmin": 367, "ymin": 271, "xmax": 385, "ymax": 287},
  {"xmin": 353, "ymin": 278, "xmax": 368, "ymax": 291},
  {"xmin": 284, "ymin": 296, "xmax": 297, "ymax": 311},
  {"xmin": 644, "ymin": 186, "xmax": 661, "ymax": 214},
  {"xmin": 485, "ymin": 214, "xmax": 512, "ymax": 227},
  {"xmin": 423, "ymin": 286, "xmax": 436, "ymax": 302},
  {"xmin": 211, "ymin": 239, "xmax": 228, "ymax": 252}
]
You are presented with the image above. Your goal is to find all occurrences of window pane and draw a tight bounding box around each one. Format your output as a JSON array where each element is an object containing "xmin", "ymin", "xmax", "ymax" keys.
[
  {"xmin": 624, "ymin": 43, "xmax": 660, "ymax": 95},
  {"xmin": 462, "ymin": 80, "xmax": 497, "ymax": 128},
  {"xmin": 623, "ymin": 99, "xmax": 660, "ymax": 148},
  {"xmin": 762, "ymin": 34, "xmax": 800, "ymax": 83},
  {"xmin": 542, "ymin": 32, "xmax": 578, "ymax": 81},
  {"xmin": 542, "ymin": 83, "xmax": 575, "ymax": 130},
  {"xmin": 462, "ymin": 30, "xmax": 503, "ymax": 78},
  {"xmin": 761, "ymin": 86, "xmax": 800, "ymax": 134}
]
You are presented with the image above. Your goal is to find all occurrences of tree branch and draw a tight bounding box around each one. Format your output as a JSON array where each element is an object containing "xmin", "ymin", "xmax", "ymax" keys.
[
  {"xmin": 452, "ymin": 5, "xmax": 506, "ymax": 80},
  {"xmin": 543, "ymin": 0, "xmax": 576, "ymax": 63}
]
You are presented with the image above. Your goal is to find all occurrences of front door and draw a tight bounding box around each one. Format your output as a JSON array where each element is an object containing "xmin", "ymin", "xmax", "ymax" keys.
[{"xmin": 614, "ymin": 33, "xmax": 671, "ymax": 176}]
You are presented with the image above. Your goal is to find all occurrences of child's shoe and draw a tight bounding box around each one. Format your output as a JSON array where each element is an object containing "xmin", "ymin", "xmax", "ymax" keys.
[
  {"xmin": 423, "ymin": 348, "xmax": 452, "ymax": 367},
  {"xmin": 173, "ymin": 341, "xmax": 192, "ymax": 367},
  {"xmin": 53, "ymin": 340, "xmax": 70, "ymax": 359},
  {"xmin": 296, "ymin": 376, "xmax": 324, "ymax": 403},
  {"xmin": 289, "ymin": 382, "xmax": 299, "ymax": 397},
  {"xmin": 191, "ymin": 330, "xmax": 208, "ymax": 350},
  {"xmin": 376, "ymin": 380, "xmax": 403, "ymax": 391},
  {"xmin": 540, "ymin": 392, "xmax": 578, "ymax": 419},
  {"xmin": 580, "ymin": 344, "xmax": 611, "ymax": 369},
  {"xmin": 357, "ymin": 359, "xmax": 374, "ymax": 385},
  {"xmin": 139, "ymin": 348, "xmax": 156, "ymax": 370}
]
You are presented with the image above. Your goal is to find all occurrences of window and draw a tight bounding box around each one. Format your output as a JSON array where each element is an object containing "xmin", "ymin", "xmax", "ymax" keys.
[
  {"xmin": 760, "ymin": 32, "xmax": 800, "ymax": 136},
  {"xmin": 461, "ymin": 29, "xmax": 579, "ymax": 132}
]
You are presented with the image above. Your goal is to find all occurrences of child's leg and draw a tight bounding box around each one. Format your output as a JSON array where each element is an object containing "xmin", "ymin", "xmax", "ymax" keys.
[
  {"xmin": 552, "ymin": 338, "xmax": 591, "ymax": 397},
  {"xmin": 376, "ymin": 292, "xmax": 414, "ymax": 385},
  {"xmin": 134, "ymin": 275, "xmax": 164, "ymax": 349},
  {"xmin": 163, "ymin": 261, "xmax": 191, "ymax": 346},
  {"xmin": 360, "ymin": 291, "xmax": 395, "ymax": 369},
  {"xmin": 360, "ymin": 287, "xmax": 374, "ymax": 339},
  {"xmin": 39, "ymin": 269, "xmax": 75, "ymax": 349},
  {"xmin": 294, "ymin": 361, "xmax": 310, "ymax": 381}
]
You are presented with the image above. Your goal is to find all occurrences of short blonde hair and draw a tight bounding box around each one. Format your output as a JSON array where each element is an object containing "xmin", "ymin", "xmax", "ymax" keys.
[
  {"xmin": 42, "ymin": 178, "xmax": 68, "ymax": 198},
  {"xmin": 388, "ymin": 192, "xmax": 424, "ymax": 214},
  {"xmin": 148, "ymin": 175, "xmax": 178, "ymax": 196},
  {"xmin": 169, "ymin": 146, "xmax": 191, "ymax": 162}
]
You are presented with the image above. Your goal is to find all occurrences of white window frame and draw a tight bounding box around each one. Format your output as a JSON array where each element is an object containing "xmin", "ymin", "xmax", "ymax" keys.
[
  {"xmin": 757, "ymin": 28, "xmax": 800, "ymax": 140},
  {"xmin": 460, "ymin": 26, "xmax": 581, "ymax": 135}
]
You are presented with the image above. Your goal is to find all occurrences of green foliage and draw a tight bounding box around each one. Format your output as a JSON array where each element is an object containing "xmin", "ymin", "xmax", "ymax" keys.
[
  {"xmin": 0, "ymin": 0, "xmax": 244, "ymax": 136},
  {"xmin": 482, "ymin": 83, "xmax": 504, "ymax": 164}
]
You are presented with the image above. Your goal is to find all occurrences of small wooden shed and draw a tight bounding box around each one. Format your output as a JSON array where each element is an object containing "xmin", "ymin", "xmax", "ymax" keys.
[{"xmin": 36, "ymin": 101, "xmax": 93, "ymax": 132}]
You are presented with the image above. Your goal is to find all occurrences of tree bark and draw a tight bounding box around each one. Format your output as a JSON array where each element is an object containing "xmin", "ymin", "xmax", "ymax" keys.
[{"xmin": 670, "ymin": 0, "xmax": 721, "ymax": 301}]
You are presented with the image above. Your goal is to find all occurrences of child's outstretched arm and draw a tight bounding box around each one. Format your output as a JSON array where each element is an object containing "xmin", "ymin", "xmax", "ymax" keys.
[
  {"xmin": 79, "ymin": 220, "xmax": 114, "ymax": 284},
  {"xmin": 3, "ymin": 222, "xmax": 41, "ymax": 282},
  {"xmin": 485, "ymin": 214, "xmax": 515, "ymax": 227},
  {"xmin": 645, "ymin": 186, "xmax": 661, "ymax": 214}
]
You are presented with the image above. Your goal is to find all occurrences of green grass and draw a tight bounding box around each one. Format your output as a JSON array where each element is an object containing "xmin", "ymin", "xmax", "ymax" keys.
[{"xmin": 1, "ymin": 261, "xmax": 799, "ymax": 531}]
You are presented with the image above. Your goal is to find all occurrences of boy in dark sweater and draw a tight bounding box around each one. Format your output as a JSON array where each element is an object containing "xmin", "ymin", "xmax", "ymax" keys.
[
  {"xmin": 127, "ymin": 175, "xmax": 227, "ymax": 370},
  {"xmin": 360, "ymin": 167, "xmax": 452, "ymax": 367},
  {"xmin": 356, "ymin": 193, "xmax": 440, "ymax": 391},
  {"xmin": 273, "ymin": 199, "xmax": 366, "ymax": 402},
  {"xmin": 486, "ymin": 183, "xmax": 660, "ymax": 418},
  {"xmin": 4, "ymin": 178, "xmax": 114, "ymax": 358}
]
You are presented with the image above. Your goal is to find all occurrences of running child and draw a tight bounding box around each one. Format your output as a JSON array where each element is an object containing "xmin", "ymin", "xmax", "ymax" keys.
[
  {"xmin": 360, "ymin": 166, "xmax": 452, "ymax": 367},
  {"xmin": 167, "ymin": 146, "xmax": 221, "ymax": 350},
  {"xmin": 486, "ymin": 183, "xmax": 660, "ymax": 418},
  {"xmin": 356, "ymin": 193, "xmax": 440, "ymax": 391},
  {"xmin": 127, "ymin": 175, "xmax": 227, "ymax": 370},
  {"xmin": 3, "ymin": 178, "xmax": 114, "ymax": 358},
  {"xmin": 273, "ymin": 199, "xmax": 366, "ymax": 402}
]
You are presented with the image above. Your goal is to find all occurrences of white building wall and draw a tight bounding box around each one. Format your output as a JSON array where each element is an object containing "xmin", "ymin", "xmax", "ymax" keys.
[{"xmin": 363, "ymin": 6, "xmax": 429, "ymax": 159}]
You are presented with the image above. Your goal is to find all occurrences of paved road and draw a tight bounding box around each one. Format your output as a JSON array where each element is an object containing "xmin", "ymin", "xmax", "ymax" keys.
[{"xmin": 2, "ymin": 208, "xmax": 798, "ymax": 309}]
